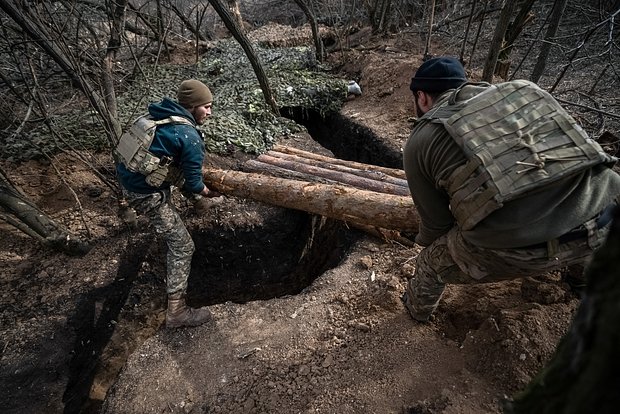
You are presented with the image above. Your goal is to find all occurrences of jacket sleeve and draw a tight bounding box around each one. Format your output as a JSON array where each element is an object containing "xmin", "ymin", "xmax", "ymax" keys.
[
  {"xmin": 403, "ymin": 123, "xmax": 463, "ymax": 246},
  {"xmin": 176, "ymin": 124, "xmax": 207, "ymax": 194}
]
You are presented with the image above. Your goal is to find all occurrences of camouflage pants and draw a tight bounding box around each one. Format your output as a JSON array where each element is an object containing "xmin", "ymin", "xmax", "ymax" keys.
[
  {"xmin": 404, "ymin": 214, "xmax": 611, "ymax": 321},
  {"xmin": 125, "ymin": 189, "xmax": 195, "ymax": 295}
]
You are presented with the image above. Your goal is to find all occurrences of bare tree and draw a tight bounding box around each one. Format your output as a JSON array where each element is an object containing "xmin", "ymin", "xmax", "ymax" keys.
[
  {"xmin": 294, "ymin": 0, "xmax": 325, "ymax": 62},
  {"xmin": 366, "ymin": 0, "xmax": 393, "ymax": 34},
  {"xmin": 549, "ymin": 5, "xmax": 620, "ymax": 93},
  {"xmin": 165, "ymin": 0, "xmax": 212, "ymax": 42},
  {"xmin": 208, "ymin": 0, "xmax": 280, "ymax": 115},
  {"xmin": 0, "ymin": 0, "xmax": 122, "ymax": 142},
  {"xmin": 227, "ymin": 0, "xmax": 244, "ymax": 29},
  {"xmin": 0, "ymin": 166, "xmax": 91, "ymax": 255},
  {"xmin": 530, "ymin": 0, "xmax": 569, "ymax": 83},
  {"xmin": 493, "ymin": 0, "xmax": 536, "ymax": 78},
  {"xmin": 0, "ymin": 0, "xmax": 124, "ymax": 250},
  {"xmin": 482, "ymin": 0, "xmax": 518, "ymax": 82}
]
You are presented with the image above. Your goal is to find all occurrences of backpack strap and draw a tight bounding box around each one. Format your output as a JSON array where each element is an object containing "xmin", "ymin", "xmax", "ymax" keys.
[{"xmin": 153, "ymin": 115, "xmax": 195, "ymax": 126}]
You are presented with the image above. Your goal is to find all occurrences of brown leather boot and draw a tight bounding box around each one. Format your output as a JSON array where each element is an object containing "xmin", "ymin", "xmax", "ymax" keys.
[{"xmin": 165, "ymin": 292, "xmax": 212, "ymax": 328}]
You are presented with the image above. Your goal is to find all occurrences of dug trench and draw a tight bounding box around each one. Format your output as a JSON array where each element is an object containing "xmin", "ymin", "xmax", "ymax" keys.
[{"xmin": 61, "ymin": 111, "xmax": 404, "ymax": 413}]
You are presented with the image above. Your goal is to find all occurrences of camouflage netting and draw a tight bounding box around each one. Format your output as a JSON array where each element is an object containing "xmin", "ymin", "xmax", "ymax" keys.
[
  {"xmin": 0, "ymin": 39, "xmax": 348, "ymax": 160},
  {"xmin": 122, "ymin": 39, "xmax": 348, "ymax": 154}
]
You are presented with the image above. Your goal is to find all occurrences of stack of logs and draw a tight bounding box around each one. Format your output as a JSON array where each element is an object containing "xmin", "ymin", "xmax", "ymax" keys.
[{"xmin": 203, "ymin": 145, "xmax": 418, "ymax": 244}]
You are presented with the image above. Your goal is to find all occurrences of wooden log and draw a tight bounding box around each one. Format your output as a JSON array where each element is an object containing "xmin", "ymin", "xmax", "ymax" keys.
[
  {"xmin": 273, "ymin": 145, "xmax": 407, "ymax": 179},
  {"xmin": 267, "ymin": 149, "xmax": 410, "ymax": 188},
  {"xmin": 244, "ymin": 159, "xmax": 339, "ymax": 186},
  {"xmin": 255, "ymin": 154, "xmax": 410, "ymax": 196},
  {"xmin": 0, "ymin": 167, "xmax": 91, "ymax": 256},
  {"xmin": 203, "ymin": 167, "xmax": 419, "ymax": 233}
]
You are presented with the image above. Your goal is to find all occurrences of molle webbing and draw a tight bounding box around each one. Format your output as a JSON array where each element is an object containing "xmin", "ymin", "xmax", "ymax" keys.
[
  {"xmin": 115, "ymin": 115, "xmax": 193, "ymax": 175},
  {"xmin": 423, "ymin": 80, "xmax": 616, "ymax": 230}
]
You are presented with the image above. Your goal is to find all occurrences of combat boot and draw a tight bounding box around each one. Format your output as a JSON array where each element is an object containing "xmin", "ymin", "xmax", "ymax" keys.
[
  {"xmin": 165, "ymin": 292, "xmax": 212, "ymax": 328},
  {"xmin": 401, "ymin": 288, "xmax": 433, "ymax": 323}
]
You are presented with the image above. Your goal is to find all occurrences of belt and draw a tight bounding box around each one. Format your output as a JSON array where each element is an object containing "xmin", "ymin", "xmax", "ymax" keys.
[{"xmin": 525, "ymin": 202, "xmax": 617, "ymax": 250}]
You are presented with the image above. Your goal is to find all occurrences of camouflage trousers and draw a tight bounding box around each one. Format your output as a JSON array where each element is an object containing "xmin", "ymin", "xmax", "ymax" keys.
[
  {"xmin": 125, "ymin": 189, "xmax": 194, "ymax": 295},
  {"xmin": 404, "ymin": 214, "xmax": 611, "ymax": 321}
]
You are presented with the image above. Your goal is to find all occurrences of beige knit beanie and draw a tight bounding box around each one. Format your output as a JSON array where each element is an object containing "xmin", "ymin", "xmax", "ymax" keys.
[{"xmin": 176, "ymin": 79, "xmax": 212, "ymax": 108}]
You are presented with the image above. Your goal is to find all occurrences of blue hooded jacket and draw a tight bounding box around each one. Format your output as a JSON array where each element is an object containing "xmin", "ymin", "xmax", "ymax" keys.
[{"xmin": 116, "ymin": 98, "xmax": 207, "ymax": 194}]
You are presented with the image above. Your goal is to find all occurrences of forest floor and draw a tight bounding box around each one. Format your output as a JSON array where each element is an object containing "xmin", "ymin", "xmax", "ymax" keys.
[{"xmin": 0, "ymin": 24, "xmax": 600, "ymax": 414}]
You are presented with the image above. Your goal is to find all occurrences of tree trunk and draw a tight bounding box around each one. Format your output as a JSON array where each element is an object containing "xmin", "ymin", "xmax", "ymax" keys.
[
  {"xmin": 423, "ymin": 0, "xmax": 436, "ymax": 58},
  {"xmin": 459, "ymin": 0, "xmax": 478, "ymax": 64},
  {"xmin": 293, "ymin": 0, "xmax": 325, "ymax": 62},
  {"xmin": 377, "ymin": 0, "xmax": 392, "ymax": 34},
  {"xmin": 155, "ymin": 0, "xmax": 171, "ymax": 60},
  {"xmin": 0, "ymin": 0, "xmax": 122, "ymax": 142},
  {"xmin": 202, "ymin": 168, "xmax": 419, "ymax": 233},
  {"xmin": 265, "ymin": 148, "xmax": 409, "ymax": 188},
  {"xmin": 166, "ymin": 1, "xmax": 210, "ymax": 42},
  {"xmin": 0, "ymin": 167, "xmax": 91, "ymax": 256},
  {"xmin": 530, "ymin": 0, "xmax": 569, "ymax": 83},
  {"xmin": 208, "ymin": 0, "xmax": 280, "ymax": 115},
  {"xmin": 482, "ymin": 0, "xmax": 518, "ymax": 82},
  {"xmin": 505, "ymin": 206, "xmax": 620, "ymax": 413},
  {"xmin": 272, "ymin": 145, "xmax": 407, "ymax": 179},
  {"xmin": 500, "ymin": 0, "xmax": 536, "ymax": 61},
  {"xmin": 103, "ymin": 0, "xmax": 128, "ymax": 120},
  {"xmin": 226, "ymin": 0, "xmax": 244, "ymax": 29},
  {"xmin": 250, "ymin": 153, "xmax": 410, "ymax": 196}
]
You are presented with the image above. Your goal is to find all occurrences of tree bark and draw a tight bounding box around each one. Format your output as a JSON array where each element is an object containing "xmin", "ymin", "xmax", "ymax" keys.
[
  {"xmin": 530, "ymin": 0, "xmax": 569, "ymax": 83},
  {"xmin": 252, "ymin": 153, "xmax": 410, "ymax": 196},
  {"xmin": 268, "ymin": 147, "xmax": 408, "ymax": 186},
  {"xmin": 500, "ymin": 0, "xmax": 536, "ymax": 61},
  {"xmin": 273, "ymin": 145, "xmax": 408, "ymax": 179},
  {"xmin": 208, "ymin": 0, "xmax": 280, "ymax": 115},
  {"xmin": 203, "ymin": 168, "xmax": 419, "ymax": 233},
  {"xmin": 293, "ymin": 0, "xmax": 325, "ymax": 62},
  {"xmin": 423, "ymin": 0, "xmax": 436, "ymax": 58},
  {"xmin": 505, "ymin": 206, "xmax": 620, "ymax": 413},
  {"xmin": 459, "ymin": 0, "xmax": 477, "ymax": 64},
  {"xmin": 103, "ymin": 0, "xmax": 128, "ymax": 120},
  {"xmin": 482, "ymin": 0, "xmax": 518, "ymax": 82},
  {"xmin": 226, "ymin": 0, "xmax": 244, "ymax": 29},
  {"xmin": 0, "ymin": 166, "xmax": 91, "ymax": 256},
  {"xmin": 343, "ymin": 221, "xmax": 416, "ymax": 246}
]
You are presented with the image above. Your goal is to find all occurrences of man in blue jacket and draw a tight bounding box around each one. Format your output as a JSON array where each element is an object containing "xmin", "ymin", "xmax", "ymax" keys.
[{"xmin": 117, "ymin": 79, "xmax": 219, "ymax": 328}]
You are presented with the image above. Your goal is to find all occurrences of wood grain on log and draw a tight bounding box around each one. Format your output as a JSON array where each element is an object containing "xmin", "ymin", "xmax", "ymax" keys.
[
  {"xmin": 203, "ymin": 167, "xmax": 418, "ymax": 233},
  {"xmin": 273, "ymin": 145, "xmax": 407, "ymax": 179},
  {"xmin": 254, "ymin": 153, "xmax": 410, "ymax": 196},
  {"xmin": 268, "ymin": 148, "xmax": 409, "ymax": 188}
]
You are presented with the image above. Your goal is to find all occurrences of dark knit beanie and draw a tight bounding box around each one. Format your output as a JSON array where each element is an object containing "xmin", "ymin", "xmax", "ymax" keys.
[
  {"xmin": 177, "ymin": 79, "xmax": 212, "ymax": 108},
  {"xmin": 409, "ymin": 57, "xmax": 467, "ymax": 93}
]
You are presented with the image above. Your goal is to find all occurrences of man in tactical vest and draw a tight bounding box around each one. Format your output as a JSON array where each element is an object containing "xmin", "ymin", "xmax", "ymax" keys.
[
  {"xmin": 116, "ymin": 79, "xmax": 220, "ymax": 328},
  {"xmin": 401, "ymin": 56, "xmax": 620, "ymax": 322}
]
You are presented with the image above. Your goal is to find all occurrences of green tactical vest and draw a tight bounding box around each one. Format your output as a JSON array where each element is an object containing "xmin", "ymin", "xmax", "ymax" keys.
[
  {"xmin": 417, "ymin": 79, "xmax": 617, "ymax": 231},
  {"xmin": 115, "ymin": 115, "xmax": 194, "ymax": 187}
]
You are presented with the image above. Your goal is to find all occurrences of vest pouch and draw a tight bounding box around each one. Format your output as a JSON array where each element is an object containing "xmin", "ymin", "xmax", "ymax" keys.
[
  {"xmin": 139, "ymin": 152, "xmax": 161, "ymax": 174},
  {"xmin": 145, "ymin": 165, "xmax": 169, "ymax": 187}
]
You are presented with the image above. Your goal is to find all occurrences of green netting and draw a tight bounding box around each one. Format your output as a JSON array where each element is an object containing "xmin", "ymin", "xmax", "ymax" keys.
[{"xmin": 1, "ymin": 39, "xmax": 348, "ymax": 160}]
